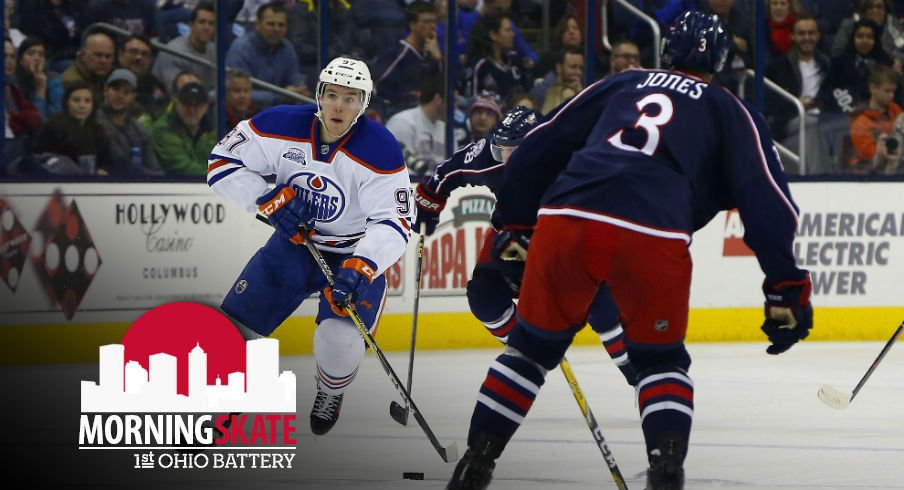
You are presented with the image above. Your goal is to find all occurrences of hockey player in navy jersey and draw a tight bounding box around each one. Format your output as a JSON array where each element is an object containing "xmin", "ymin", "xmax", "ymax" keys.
[
  {"xmin": 414, "ymin": 106, "xmax": 636, "ymax": 386},
  {"xmin": 207, "ymin": 57, "xmax": 414, "ymax": 436},
  {"xmin": 447, "ymin": 12, "xmax": 814, "ymax": 490}
]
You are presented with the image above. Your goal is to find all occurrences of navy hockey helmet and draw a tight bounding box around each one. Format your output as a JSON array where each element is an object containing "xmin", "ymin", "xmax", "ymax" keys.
[
  {"xmin": 490, "ymin": 106, "xmax": 541, "ymax": 161},
  {"xmin": 660, "ymin": 11, "xmax": 730, "ymax": 74}
]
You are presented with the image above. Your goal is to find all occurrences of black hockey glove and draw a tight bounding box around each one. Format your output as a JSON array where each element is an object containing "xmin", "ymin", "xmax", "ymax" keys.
[
  {"xmin": 760, "ymin": 274, "xmax": 813, "ymax": 355},
  {"xmin": 413, "ymin": 181, "xmax": 446, "ymax": 236}
]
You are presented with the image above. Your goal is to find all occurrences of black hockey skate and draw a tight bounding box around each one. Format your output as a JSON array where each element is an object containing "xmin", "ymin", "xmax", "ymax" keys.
[
  {"xmin": 310, "ymin": 389, "xmax": 343, "ymax": 435},
  {"xmin": 645, "ymin": 431, "xmax": 687, "ymax": 490},
  {"xmin": 446, "ymin": 432, "xmax": 505, "ymax": 490}
]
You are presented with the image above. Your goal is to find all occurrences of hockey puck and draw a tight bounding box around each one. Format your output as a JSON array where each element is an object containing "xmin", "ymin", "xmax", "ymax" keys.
[{"xmin": 402, "ymin": 472, "xmax": 425, "ymax": 480}]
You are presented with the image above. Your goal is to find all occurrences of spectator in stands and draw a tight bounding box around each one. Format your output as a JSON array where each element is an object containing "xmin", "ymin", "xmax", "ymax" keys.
[
  {"xmin": 385, "ymin": 75, "xmax": 448, "ymax": 180},
  {"xmin": 848, "ymin": 64, "xmax": 903, "ymax": 174},
  {"xmin": 117, "ymin": 35, "xmax": 168, "ymax": 120},
  {"xmin": 530, "ymin": 46, "xmax": 584, "ymax": 115},
  {"xmin": 765, "ymin": 15, "xmax": 832, "ymax": 174},
  {"xmin": 15, "ymin": 37, "xmax": 65, "ymax": 119},
  {"xmin": 798, "ymin": 0, "xmax": 857, "ymax": 51},
  {"xmin": 463, "ymin": 93, "xmax": 501, "ymax": 145},
  {"xmin": 18, "ymin": 0, "xmax": 82, "ymax": 73},
  {"xmin": 61, "ymin": 30, "xmax": 115, "ymax": 104},
  {"xmin": 225, "ymin": 1, "xmax": 309, "ymax": 109},
  {"xmin": 462, "ymin": 11, "xmax": 533, "ymax": 101},
  {"xmin": 138, "ymin": 68, "xmax": 204, "ymax": 127},
  {"xmin": 605, "ymin": 38, "xmax": 641, "ymax": 76},
  {"xmin": 373, "ymin": 0, "xmax": 443, "ymax": 119},
  {"xmin": 225, "ymin": 69, "xmax": 258, "ymax": 130},
  {"xmin": 152, "ymin": 1, "xmax": 216, "ymax": 93},
  {"xmin": 35, "ymin": 80, "xmax": 111, "ymax": 174},
  {"xmin": 479, "ymin": 0, "xmax": 539, "ymax": 70},
  {"xmin": 95, "ymin": 68, "xmax": 163, "ymax": 176},
  {"xmin": 766, "ymin": 0, "xmax": 803, "ymax": 57},
  {"xmin": 150, "ymin": 81, "xmax": 216, "ymax": 175},
  {"xmin": 832, "ymin": 0, "xmax": 904, "ymax": 64},
  {"xmin": 79, "ymin": 0, "xmax": 157, "ymax": 38},
  {"xmin": 823, "ymin": 18, "xmax": 895, "ymax": 114},
  {"xmin": 536, "ymin": 12, "xmax": 582, "ymax": 77},
  {"xmin": 5, "ymin": 37, "xmax": 42, "ymax": 164}
]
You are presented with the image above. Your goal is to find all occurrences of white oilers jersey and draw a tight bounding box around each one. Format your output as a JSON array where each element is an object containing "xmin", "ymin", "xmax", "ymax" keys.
[{"xmin": 207, "ymin": 104, "xmax": 413, "ymax": 275}]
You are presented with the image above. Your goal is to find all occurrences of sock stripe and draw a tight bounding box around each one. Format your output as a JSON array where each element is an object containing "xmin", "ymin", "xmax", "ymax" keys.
[
  {"xmin": 482, "ymin": 374, "xmax": 535, "ymax": 411},
  {"xmin": 476, "ymin": 393, "xmax": 525, "ymax": 424},
  {"xmin": 317, "ymin": 365, "xmax": 358, "ymax": 390},
  {"xmin": 637, "ymin": 371, "xmax": 693, "ymax": 391},
  {"xmin": 489, "ymin": 360, "xmax": 541, "ymax": 394},
  {"xmin": 640, "ymin": 400, "xmax": 694, "ymax": 423},
  {"xmin": 638, "ymin": 383, "xmax": 693, "ymax": 408},
  {"xmin": 597, "ymin": 324, "xmax": 625, "ymax": 342}
]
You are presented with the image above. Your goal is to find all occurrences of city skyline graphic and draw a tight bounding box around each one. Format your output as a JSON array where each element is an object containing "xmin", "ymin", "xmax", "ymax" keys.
[{"xmin": 81, "ymin": 338, "xmax": 296, "ymax": 413}]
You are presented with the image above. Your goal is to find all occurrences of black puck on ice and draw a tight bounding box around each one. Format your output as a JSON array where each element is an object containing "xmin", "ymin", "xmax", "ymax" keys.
[{"xmin": 402, "ymin": 472, "xmax": 425, "ymax": 480}]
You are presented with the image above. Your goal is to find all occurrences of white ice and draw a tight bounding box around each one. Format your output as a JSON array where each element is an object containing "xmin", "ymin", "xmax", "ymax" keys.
[{"xmin": 5, "ymin": 341, "xmax": 903, "ymax": 489}]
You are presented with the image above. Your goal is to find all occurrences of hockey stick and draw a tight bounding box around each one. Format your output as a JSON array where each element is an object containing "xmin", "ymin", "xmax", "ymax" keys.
[
  {"xmin": 389, "ymin": 223, "xmax": 427, "ymax": 426},
  {"xmin": 559, "ymin": 356, "xmax": 630, "ymax": 490},
  {"xmin": 255, "ymin": 214, "xmax": 458, "ymax": 462},
  {"xmin": 818, "ymin": 321, "xmax": 903, "ymax": 410}
]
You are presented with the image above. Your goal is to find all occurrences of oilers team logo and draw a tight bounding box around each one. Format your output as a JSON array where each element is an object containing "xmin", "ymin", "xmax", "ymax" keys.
[{"xmin": 289, "ymin": 172, "xmax": 346, "ymax": 223}]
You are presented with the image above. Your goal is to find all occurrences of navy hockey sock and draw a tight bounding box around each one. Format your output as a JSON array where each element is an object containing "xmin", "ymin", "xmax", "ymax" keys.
[
  {"xmin": 467, "ymin": 351, "xmax": 547, "ymax": 448},
  {"xmin": 636, "ymin": 369, "xmax": 693, "ymax": 463},
  {"xmin": 596, "ymin": 324, "xmax": 636, "ymax": 385}
]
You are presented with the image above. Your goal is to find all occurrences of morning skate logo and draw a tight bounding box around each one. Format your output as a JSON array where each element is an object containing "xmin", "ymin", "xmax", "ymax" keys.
[
  {"xmin": 290, "ymin": 172, "xmax": 346, "ymax": 223},
  {"xmin": 79, "ymin": 302, "xmax": 298, "ymax": 470}
]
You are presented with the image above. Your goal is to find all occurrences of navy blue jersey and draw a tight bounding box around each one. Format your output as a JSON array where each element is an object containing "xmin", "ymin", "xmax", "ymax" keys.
[
  {"xmin": 422, "ymin": 138, "xmax": 504, "ymax": 198},
  {"xmin": 498, "ymin": 68, "xmax": 805, "ymax": 284}
]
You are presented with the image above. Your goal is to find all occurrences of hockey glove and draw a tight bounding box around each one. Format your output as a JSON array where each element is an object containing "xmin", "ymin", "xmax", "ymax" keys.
[
  {"xmin": 413, "ymin": 181, "xmax": 447, "ymax": 236},
  {"xmin": 760, "ymin": 274, "xmax": 813, "ymax": 355},
  {"xmin": 492, "ymin": 229, "xmax": 532, "ymax": 262},
  {"xmin": 327, "ymin": 256, "xmax": 378, "ymax": 313},
  {"xmin": 256, "ymin": 184, "xmax": 314, "ymax": 245}
]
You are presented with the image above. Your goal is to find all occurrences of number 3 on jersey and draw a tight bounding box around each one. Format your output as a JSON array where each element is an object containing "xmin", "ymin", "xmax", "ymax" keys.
[{"xmin": 608, "ymin": 93, "xmax": 674, "ymax": 156}]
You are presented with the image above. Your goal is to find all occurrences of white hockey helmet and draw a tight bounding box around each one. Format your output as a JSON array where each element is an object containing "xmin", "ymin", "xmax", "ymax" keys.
[{"xmin": 316, "ymin": 57, "xmax": 373, "ymax": 132}]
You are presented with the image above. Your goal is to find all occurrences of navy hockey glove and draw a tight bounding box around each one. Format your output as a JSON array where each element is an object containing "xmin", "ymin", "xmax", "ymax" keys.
[
  {"xmin": 413, "ymin": 181, "xmax": 447, "ymax": 236},
  {"xmin": 492, "ymin": 229, "xmax": 531, "ymax": 262},
  {"xmin": 760, "ymin": 274, "xmax": 813, "ymax": 355},
  {"xmin": 326, "ymin": 256, "xmax": 378, "ymax": 314},
  {"xmin": 256, "ymin": 184, "xmax": 314, "ymax": 244}
]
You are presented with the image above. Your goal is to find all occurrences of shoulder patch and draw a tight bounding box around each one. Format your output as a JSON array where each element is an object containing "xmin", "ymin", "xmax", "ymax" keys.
[
  {"xmin": 343, "ymin": 118, "xmax": 406, "ymax": 173},
  {"xmin": 249, "ymin": 104, "xmax": 317, "ymax": 141}
]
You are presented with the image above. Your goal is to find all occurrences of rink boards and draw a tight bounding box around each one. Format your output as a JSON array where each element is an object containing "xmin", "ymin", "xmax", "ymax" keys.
[{"xmin": 1, "ymin": 181, "xmax": 902, "ymax": 364}]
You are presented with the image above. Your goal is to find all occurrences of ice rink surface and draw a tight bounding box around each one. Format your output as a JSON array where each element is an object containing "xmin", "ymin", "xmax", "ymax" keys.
[{"xmin": 3, "ymin": 341, "xmax": 903, "ymax": 489}]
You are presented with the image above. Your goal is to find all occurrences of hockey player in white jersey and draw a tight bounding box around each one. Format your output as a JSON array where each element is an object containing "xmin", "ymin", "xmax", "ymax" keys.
[{"xmin": 207, "ymin": 57, "xmax": 413, "ymax": 435}]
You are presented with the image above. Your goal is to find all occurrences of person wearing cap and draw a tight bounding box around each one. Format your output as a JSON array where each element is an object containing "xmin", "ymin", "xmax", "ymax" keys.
[
  {"xmin": 95, "ymin": 68, "xmax": 163, "ymax": 176},
  {"xmin": 465, "ymin": 94, "xmax": 502, "ymax": 144},
  {"xmin": 150, "ymin": 81, "xmax": 216, "ymax": 175}
]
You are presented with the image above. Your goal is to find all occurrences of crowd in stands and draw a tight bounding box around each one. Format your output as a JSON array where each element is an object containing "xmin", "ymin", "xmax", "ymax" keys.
[{"xmin": 3, "ymin": 0, "xmax": 904, "ymax": 179}]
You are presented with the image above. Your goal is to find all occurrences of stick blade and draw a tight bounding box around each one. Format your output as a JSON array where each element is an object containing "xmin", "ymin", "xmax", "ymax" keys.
[
  {"xmin": 818, "ymin": 384, "xmax": 852, "ymax": 409},
  {"xmin": 440, "ymin": 441, "xmax": 459, "ymax": 463},
  {"xmin": 389, "ymin": 400, "xmax": 409, "ymax": 425}
]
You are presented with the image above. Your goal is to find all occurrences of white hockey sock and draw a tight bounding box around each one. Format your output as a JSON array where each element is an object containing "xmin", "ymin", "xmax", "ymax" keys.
[{"xmin": 313, "ymin": 318, "xmax": 365, "ymax": 395}]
